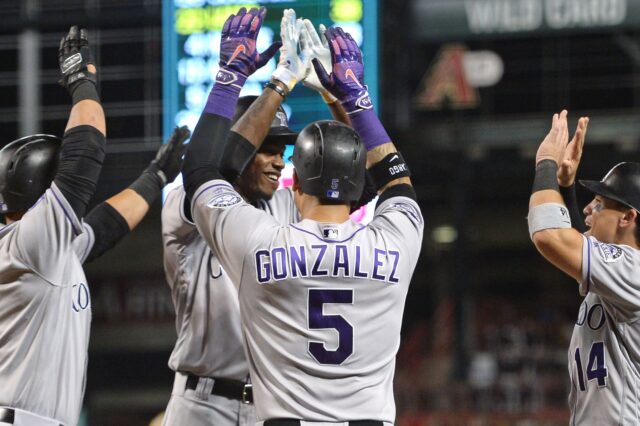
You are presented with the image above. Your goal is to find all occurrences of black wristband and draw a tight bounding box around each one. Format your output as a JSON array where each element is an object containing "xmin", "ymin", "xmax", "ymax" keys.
[
  {"xmin": 128, "ymin": 164, "xmax": 164, "ymax": 206},
  {"xmin": 265, "ymin": 82, "xmax": 287, "ymax": 98},
  {"xmin": 532, "ymin": 160, "xmax": 559, "ymax": 193},
  {"xmin": 369, "ymin": 152, "xmax": 411, "ymax": 190},
  {"xmin": 70, "ymin": 79, "xmax": 100, "ymax": 105}
]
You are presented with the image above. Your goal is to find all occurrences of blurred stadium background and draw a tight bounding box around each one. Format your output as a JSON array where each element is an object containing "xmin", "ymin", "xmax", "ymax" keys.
[{"xmin": 1, "ymin": 0, "xmax": 639, "ymax": 424}]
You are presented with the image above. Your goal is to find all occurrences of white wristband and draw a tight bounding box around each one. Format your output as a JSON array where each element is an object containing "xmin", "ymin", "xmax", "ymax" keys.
[{"xmin": 527, "ymin": 203, "xmax": 572, "ymax": 239}]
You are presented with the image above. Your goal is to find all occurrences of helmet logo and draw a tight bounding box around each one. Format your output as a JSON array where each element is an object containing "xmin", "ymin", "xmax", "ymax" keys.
[{"xmin": 326, "ymin": 178, "xmax": 340, "ymax": 199}]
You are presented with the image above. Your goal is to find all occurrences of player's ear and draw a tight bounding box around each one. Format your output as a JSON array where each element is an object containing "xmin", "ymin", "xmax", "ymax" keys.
[
  {"xmin": 292, "ymin": 169, "xmax": 300, "ymax": 192},
  {"xmin": 620, "ymin": 208, "xmax": 638, "ymax": 229}
]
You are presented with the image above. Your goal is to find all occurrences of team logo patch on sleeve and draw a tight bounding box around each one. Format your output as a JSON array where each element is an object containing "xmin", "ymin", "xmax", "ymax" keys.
[
  {"xmin": 596, "ymin": 243, "xmax": 623, "ymax": 263},
  {"xmin": 389, "ymin": 202, "xmax": 423, "ymax": 225},
  {"xmin": 206, "ymin": 191, "xmax": 242, "ymax": 209}
]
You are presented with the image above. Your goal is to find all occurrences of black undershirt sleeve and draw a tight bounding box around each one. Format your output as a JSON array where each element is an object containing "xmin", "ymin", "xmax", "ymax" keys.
[
  {"xmin": 376, "ymin": 184, "xmax": 417, "ymax": 207},
  {"xmin": 182, "ymin": 112, "xmax": 230, "ymax": 201},
  {"xmin": 83, "ymin": 201, "xmax": 130, "ymax": 263},
  {"xmin": 53, "ymin": 125, "xmax": 106, "ymax": 219},
  {"xmin": 560, "ymin": 183, "xmax": 587, "ymax": 233}
]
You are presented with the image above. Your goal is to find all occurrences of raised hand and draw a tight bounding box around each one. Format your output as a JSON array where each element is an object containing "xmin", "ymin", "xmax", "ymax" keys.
[
  {"xmin": 557, "ymin": 117, "xmax": 589, "ymax": 187},
  {"xmin": 150, "ymin": 126, "xmax": 191, "ymax": 185},
  {"xmin": 536, "ymin": 110, "xmax": 569, "ymax": 167},
  {"xmin": 58, "ymin": 26, "xmax": 97, "ymax": 94},
  {"xmin": 271, "ymin": 9, "xmax": 310, "ymax": 92},
  {"xmin": 312, "ymin": 26, "xmax": 371, "ymax": 114},
  {"xmin": 217, "ymin": 7, "xmax": 281, "ymax": 87},
  {"xmin": 299, "ymin": 20, "xmax": 335, "ymax": 101}
]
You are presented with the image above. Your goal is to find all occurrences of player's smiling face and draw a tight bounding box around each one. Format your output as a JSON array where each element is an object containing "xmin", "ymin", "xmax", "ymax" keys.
[
  {"xmin": 235, "ymin": 140, "xmax": 285, "ymax": 203},
  {"xmin": 583, "ymin": 195, "xmax": 625, "ymax": 242}
]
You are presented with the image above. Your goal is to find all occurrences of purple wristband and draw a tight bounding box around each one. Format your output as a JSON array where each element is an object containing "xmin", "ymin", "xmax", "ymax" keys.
[
  {"xmin": 349, "ymin": 108, "xmax": 391, "ymax": 151},
  {"xmin": 204, "ymin": 68, "xmax": 247, "ymax": 120}
]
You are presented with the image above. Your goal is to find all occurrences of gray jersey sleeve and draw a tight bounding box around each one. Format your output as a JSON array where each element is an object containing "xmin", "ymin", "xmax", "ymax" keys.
[
  {"xmin": 191, "ymin": 180, "xmax": 280, "ymax": 287},
  {"xmin": 162, "ymin": 186, "xmax": 197, "ymax": 287},
  {"xmin": 369, "ymin": 195, "xmax": 424, "ymax": 263},
  {"xmin": 71, "ymin": 222, "xmax": 96, "ymax": 264},
  {"xmin": 12, "ymin": 182, "xmax": 84, "ymax": 284},
  {"xmin": 581, "ymin": 235, "xmax": 640, "ymax": 320}
]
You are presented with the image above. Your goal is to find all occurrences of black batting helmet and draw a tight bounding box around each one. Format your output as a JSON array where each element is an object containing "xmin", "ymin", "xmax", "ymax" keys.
[
  {"xmin": 233, "ymin": 96, "xmax": 297, "ymax": 146},
  {"xmin": 291, "ymin": 120, "xmax": 366, "ymax": 202},
  {"xmin": 0, "ymin": 134, "xmax": 61, "ymax": 214},
  {"xmin": 579, "ymin": 162, "xmax": 640, "ymax": 212}
]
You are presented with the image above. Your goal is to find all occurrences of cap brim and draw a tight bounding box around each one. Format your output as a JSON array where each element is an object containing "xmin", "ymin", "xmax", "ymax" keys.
[
  {"xmin": 579, "ymin": 179, "xmax": 637, "ymax": 210},
  {"xmin": 266, "ymin": 126, "xmax": 298, "ymax": 145}
]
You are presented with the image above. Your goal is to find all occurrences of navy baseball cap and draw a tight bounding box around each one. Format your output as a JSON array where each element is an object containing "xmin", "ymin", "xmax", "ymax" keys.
[
  {"xmin": 579, "ymin": 162, "xmax": 640, "ymax": 212},
  {"xmin": 234, "ymin": 96, "xmax": 297, "ymax": 146}
]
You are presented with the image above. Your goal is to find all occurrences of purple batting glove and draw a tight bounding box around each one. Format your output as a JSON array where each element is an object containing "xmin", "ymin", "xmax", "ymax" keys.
[
  {"xmin": 312, "ymin": 27, "xmax": 371, "ymax": 113},
  {"xmin": 313, "ymin": 27, "xmax": 389, "ymax": 150},
  {"xmin": 206, "ymin": 6, "xmax": 281, "ymax": 119}
]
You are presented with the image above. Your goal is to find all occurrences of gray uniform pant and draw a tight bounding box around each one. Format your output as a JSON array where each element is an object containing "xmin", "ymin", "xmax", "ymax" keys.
[{"xmin": 162, "ymin": 372, "xmax": 256, "ymax": 426}]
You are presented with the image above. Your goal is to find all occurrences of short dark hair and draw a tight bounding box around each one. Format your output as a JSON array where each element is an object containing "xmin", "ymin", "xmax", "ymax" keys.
[{"xmin": 635, "ymin": 214, "xmax": 640, "ymax": 246}]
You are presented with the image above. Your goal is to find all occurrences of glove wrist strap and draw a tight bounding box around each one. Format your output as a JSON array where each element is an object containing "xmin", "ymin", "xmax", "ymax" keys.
[
  {"xmin": 271, "ymin": 67, "xmax": 297, "ymax": 91},
  {"xmin": 205, "ymin": 68, "xmax": 247, "ymax": 120}
]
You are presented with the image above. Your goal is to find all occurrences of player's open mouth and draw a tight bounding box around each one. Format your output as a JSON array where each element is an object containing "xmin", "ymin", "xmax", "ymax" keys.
[{"xmin": 265, "ymin": 172, "xmax": 280, "ymax": 183}]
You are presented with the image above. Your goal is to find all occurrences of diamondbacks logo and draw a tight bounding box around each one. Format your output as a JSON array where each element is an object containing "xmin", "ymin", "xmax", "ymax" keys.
[
  {"xmin": 597, "ymin": 243, "xmax": 623, "ymax": 263},
  {"xmin": 207, "ymin": 192, "xmax": 242, "ymax": 208}
]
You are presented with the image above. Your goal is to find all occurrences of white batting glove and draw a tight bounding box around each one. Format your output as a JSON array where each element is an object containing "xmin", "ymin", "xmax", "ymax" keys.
[
  {"xmin": 271, "ymin": 9, "xmax": 309, "ymax": 92},
  {"xmin": 299, "ymin": 20, "xmax": 337, "ymax": 103}
]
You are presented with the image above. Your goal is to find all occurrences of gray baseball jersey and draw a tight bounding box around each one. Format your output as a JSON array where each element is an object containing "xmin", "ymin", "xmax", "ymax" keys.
[
  {"xmin": 0, "ymin": 183, "xmax": 94, "ymax": 426},
  {"xmin": 568, "ymin": 235, "xmax": 640, "ymax": 425},
  {"xmin": 191, "ymin": 180, "xmax": 423, "ymax": 422},
  {"xmin": 162, "ymin": 186, "xmax": 298, "ymax": 425}
]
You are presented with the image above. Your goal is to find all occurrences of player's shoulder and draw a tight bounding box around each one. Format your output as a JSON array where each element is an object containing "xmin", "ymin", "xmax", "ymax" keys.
[
  {"xmin": 373, "ymin": 193, "xmax": 423, "ymax": 226},
  {"xmin": 588, "ymin": 236, "xmax": 639, "ymax": 265}
]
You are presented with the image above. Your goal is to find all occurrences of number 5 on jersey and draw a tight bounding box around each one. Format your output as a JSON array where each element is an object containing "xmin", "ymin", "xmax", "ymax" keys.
[{"xmin": 308, "ymin": 289, "xmax": 354, "ymax": 365}]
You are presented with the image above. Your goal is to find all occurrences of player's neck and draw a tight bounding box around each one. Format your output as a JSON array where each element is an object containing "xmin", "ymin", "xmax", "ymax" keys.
[
  {"xmin": 4, "ymin": 212, "xmax": 23, "ymax": 224},
  {"xmin": 302, "ymin": 204, "xmax": 351, "ymax": 223},
  {"xmin": 295, "ymin": 193, "xmax": 350, "ymax": 223}
]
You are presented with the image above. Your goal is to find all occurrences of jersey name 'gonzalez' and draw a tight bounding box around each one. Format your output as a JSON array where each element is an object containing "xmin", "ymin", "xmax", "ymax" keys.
[{"xmin": 254, "ymin": 243, "xmax": 401, "ymax": 284}]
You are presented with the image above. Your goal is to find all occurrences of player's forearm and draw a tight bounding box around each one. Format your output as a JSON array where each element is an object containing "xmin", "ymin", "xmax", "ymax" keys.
[
  {"xmin": 65, "ymin": 99, "xmax": 106, "ymax": 135},
  {"xmin": 105, "ymin": 189, "xmax": 149, "ymax": 230},
  {"xmin": 327, "ymin": 99, "xmax": 351, "ymax": 126},
  {"xmin": 231, "ymin": 80, "xmax": 288, "ymax": 149},
  {"xmin": 367, "ymin": 142, "xmax": 412, "ymax": 192}
]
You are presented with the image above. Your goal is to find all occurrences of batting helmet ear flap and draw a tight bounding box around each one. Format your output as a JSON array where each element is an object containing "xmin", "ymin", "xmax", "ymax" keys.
[{"xmin": 0, "ymin": 135, "xmax": 61, "ymax": 213}]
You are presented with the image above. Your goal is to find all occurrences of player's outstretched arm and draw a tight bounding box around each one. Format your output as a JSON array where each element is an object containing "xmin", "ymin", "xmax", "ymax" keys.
[
  {"xmin": 528, "ymin": 110, "xmax": 583, "ymax": 281},
  {"xmin": 182, "ymin": 6, "xmax": 280, "ymax": 200},
  {"xmin": 217, "ymin": 8, "xmax": 310, "ymax": 182},
  {"xmin": 313, "ymin": 26, "xmax": 412, "ymax": 196},
  {"xmin": 81, "ymin": 126, "xmax": 190, "ymax": 263},
  {"xmin": 54, "ymin": 26, "xmax": 107, "ymax": 219},
  {"xmin": 298, "ymin": 19, "xmax": 350, "ymax": 125}
]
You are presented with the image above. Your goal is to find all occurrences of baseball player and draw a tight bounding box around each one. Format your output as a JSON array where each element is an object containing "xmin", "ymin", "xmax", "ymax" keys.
[
  {"xmin": 528, "ymin": 110, "xmax": 640, "ymax": 425},
  {"xmin": 0, "ymin": 27, "xmax": 189, "ymax": 426},
  {"xmin": 161, "ymin": 8, "xmax": 358, "ymax": 426},
  {"xmin": 183, "ymin": 16, "xmax": 423, "ymax": 424}
]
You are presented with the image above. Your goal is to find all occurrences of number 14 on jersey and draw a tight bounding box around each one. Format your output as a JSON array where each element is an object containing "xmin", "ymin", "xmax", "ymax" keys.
[{"xmin": 574, "ymin": 342, "xmax": 608, "ymax": 391}]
